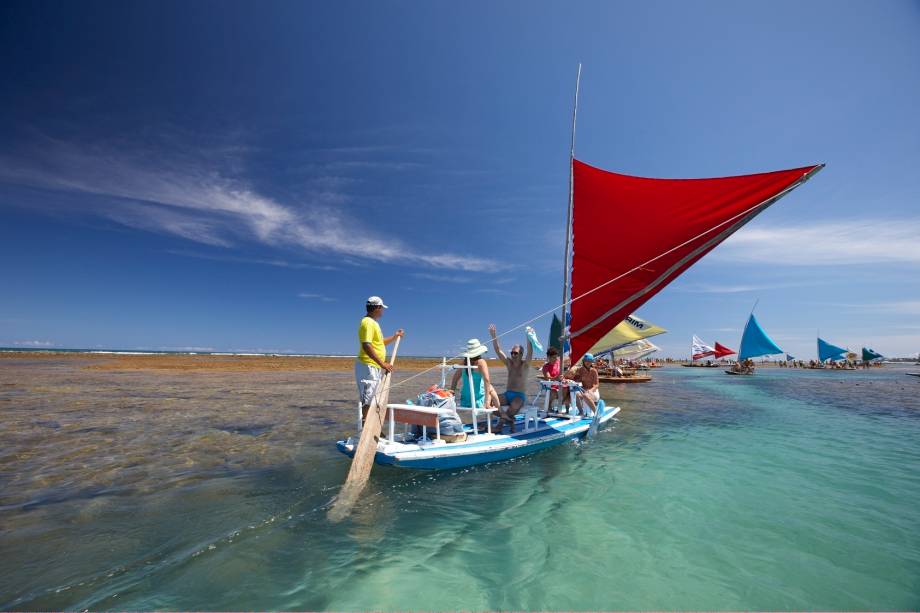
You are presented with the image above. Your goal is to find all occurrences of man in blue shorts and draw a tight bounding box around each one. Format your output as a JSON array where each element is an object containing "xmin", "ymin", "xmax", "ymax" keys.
[{"xmin": 488, "ymin": 323, "xmax": 533, "ymax": 433}]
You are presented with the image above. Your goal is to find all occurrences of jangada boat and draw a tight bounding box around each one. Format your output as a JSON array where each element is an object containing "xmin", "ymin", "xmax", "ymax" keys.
[
  {"xmin": 336, "ymin": 66, "xmax": 823, "ymax": 471},
  {"xmin": 725, "ymin": 312, "xmax": 783, "ymax": 375}
]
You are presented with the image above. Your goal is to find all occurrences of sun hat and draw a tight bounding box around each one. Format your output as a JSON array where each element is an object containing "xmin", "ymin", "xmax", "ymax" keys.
[
  {"xmin": 461, "ymin": 338, "xmax": 488, "ymax": 359},
  {"xmin": 582, "ymin": 353, "xmax": 595, "ymax": 362},
  {"xmin": 366, "ymin": 296, "xmax": 388, "ymax": 309}
]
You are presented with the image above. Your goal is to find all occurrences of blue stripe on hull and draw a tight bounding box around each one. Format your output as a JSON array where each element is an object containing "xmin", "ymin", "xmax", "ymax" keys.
[
  {"xmin": 336, "ymin": 404, "xmax": 618, "ymax": 471},
  {"xmin": 387, "ymin": 427, "xmax": 582, "ymax": 470}
]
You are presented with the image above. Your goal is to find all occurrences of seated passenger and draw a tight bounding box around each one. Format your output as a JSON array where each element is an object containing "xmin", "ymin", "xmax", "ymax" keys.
[
  {"xmin": 562, "ymin": 353, "xmax": 600, "ymax": 416},
  {"xmin": 541, "ymin": 346, "xmax": 562, "ymax": 410},
  {"xmin": 449, "ymin": 339, "xmax": 496, "ymax": 429}
]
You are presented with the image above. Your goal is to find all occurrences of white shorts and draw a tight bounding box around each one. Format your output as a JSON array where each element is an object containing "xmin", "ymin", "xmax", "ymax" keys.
[
  {"xmin": 578, "ymin": 388, "xmax": 600, "ymax": 404},
  {"xmin": 355, "ymin": 361, "xmax": 382, "ymax": 406}
]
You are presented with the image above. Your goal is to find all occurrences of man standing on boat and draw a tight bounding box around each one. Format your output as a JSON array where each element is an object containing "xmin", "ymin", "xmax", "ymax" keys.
[
  {"xmin": 488, "ymin": 323, "xmax": 532, "ymax": 432},
  {"xmin": 356, "ymin": 296, "xmax": 404, "ymax": 422}
]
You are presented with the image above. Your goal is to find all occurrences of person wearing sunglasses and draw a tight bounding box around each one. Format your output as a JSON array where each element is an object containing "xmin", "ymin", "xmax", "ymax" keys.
[{"xmin": 488, "ymin": 323, "xmax": 533, "ymax": 433}]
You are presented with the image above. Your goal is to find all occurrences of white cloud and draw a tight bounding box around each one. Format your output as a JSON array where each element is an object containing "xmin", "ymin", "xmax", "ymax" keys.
[
  {"xmin": 411, "ymin": 272, "xmax": 473, "ymax": 283},
  {"xmin": 0, "ymin": 137, "xmax": 500, "ymax": 272},
  {"xmin": 298, "ymin": 292, "xmax": 337, "ymax": 302},
  {"xmin": 840, "ymin": 300, "xmax": 920, "ymax": 316},
  {"xmin": 675, "ymin": 282, "xmax": 801, "ymax": 294},
  {"xmin": 166, "ymin": 249, "xmax": 338, "ymax": 270},
  {"xmin": 716, "ymin": 219, "xmax": 920, "ymax": 266}
]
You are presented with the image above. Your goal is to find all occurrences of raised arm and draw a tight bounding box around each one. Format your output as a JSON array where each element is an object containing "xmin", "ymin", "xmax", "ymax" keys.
[{"xmin": 488, "ymin": 323, "xmax": 507, "ymax": 362}]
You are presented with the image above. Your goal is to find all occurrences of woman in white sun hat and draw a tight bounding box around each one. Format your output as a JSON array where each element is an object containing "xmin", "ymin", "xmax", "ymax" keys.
[{"xmin": 449, "ymin": 339, "xmax": 499, "ymax": 421}]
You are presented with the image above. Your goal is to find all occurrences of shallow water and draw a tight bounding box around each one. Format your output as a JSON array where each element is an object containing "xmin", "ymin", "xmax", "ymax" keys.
[{"xmin": 2, "ymin": 359, "xmax": 919, "ymax": 610}]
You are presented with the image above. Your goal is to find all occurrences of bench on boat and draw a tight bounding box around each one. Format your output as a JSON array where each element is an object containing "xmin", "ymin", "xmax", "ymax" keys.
[
  {"xmin": 384, "ymin": 404, "xmax": 443, "ymax": 441},
  {"xmin": 384, "ymin": 403, "xmax": 498, "ymax": 441}
]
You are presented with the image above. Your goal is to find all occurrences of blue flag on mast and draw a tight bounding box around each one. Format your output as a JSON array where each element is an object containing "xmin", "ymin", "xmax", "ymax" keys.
[{"xmin": 738, "ymin": 314, "xmax": 783, "ymax": 360}]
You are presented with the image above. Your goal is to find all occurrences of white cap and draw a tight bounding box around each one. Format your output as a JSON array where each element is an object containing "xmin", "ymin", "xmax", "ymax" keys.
[{"xmin": 366, "ymin": 295, "xmax": 388, "ymax": 309}]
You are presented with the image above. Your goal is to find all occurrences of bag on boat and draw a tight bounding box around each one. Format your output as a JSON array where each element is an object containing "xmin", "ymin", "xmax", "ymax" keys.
[{"xmin": 414, "ymin": 386, "xmax": 465, "ymax": 437}]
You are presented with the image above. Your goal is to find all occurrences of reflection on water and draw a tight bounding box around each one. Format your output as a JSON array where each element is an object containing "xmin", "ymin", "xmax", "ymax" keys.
[{"xmin": 2, "ymin": 359, "xmax": 919, "ymax": 610}]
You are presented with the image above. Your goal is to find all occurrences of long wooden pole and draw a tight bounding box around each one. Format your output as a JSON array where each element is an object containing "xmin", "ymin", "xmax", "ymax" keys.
[
  {"xmin": 561, "ymin": 63, "xmax": 581, "ymax": 364},
  {"xmin": 327, "ymin": 336, "xmax": 400, "ymax": 522}
]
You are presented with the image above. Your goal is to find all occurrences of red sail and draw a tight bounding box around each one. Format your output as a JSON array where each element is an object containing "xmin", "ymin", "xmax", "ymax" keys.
[
  {"xmin": 569, "ymin": 159, "xmax": 822, "ymax": 362},
  {"xmin": 713, "ymin": 342, "xmax": 736, "ymax": 359}
]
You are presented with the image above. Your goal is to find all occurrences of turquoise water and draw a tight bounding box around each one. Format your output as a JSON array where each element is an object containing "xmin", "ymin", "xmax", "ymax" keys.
[{"xmin": 2, "ymin": 361, "xmax": 919, "ymax": 610}]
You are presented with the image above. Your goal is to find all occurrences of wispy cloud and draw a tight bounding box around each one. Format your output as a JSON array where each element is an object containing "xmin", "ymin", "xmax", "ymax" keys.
[
  {"xmin": 411, "ymin": 272, "xmax": 473, "ymax": 283},
  {"xmin": 675, "ymin": 282, "xmax": 805, "ymax": 294},
  {"xmin": 716, "ymin": 219, "xmax": 920, "ymax": 266},
  {"xmin": 473, "ymin": 288, "xmax": 514, "ymax": 295},
  {"xmin": 840, "ymin": 300, "xmax": 920, "ymax": 316},
  {"xmin": 298, "ymin": 292, "xmax": 337, "ymax": 302},
  {"xmin": 166, "ymin": 249, "xmax": 338, "ymax": 270},
  {"xmin": 0, "ymin": 136, "xmax": 500, "ymax": 272}
]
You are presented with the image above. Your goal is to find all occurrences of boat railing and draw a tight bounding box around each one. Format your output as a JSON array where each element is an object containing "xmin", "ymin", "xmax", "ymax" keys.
[{"xmin": 534, "ymin": 379, "xmax": 587, "ymax": 417}]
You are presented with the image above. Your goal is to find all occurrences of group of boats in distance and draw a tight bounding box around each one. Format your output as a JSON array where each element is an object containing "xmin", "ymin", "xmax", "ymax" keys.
[{"xmin": 677, "ymin": 311, "xmax": 892, "ymax": 375}]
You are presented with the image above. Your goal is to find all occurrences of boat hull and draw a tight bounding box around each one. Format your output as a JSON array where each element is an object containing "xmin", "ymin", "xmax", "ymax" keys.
[
  {"xmin": 599, "ymin": 375, "xmax": 651, "ymax": 383},
  {"xmin": 336, "ymin": 403, "xmax": 620, "ymax": 471}
]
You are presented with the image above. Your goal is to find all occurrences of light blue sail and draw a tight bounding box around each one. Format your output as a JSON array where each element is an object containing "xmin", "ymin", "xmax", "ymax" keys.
[
  {"xmin": 817, "ymin": 337, "xmax": 848, "ymax": 362},
  {"xmin": 738, "ymin": 314, "xmax": 783, "ymax": 360}
]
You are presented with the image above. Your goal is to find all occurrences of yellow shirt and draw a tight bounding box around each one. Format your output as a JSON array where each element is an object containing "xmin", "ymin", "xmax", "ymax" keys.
[{"xmin": 357, "ymin": 316, "xmax": 385, "ymax": 366}]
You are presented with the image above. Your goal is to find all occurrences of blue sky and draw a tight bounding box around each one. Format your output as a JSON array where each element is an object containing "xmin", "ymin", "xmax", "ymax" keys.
[{"xmin": 1, "ymin": 0, "xmax": 919, "ymax": 359}]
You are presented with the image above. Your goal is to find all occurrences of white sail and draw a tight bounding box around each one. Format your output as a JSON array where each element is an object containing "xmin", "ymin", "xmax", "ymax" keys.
[{"xmin": 691, "ymin": 335, "xmax": 716, "ymax": 360}]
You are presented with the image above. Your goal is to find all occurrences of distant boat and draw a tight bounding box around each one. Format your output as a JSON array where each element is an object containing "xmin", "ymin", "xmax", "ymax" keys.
[
  {"xmin": 597, "ymin": 339, "xmax": 659, "ymax": 383},
  {"xmin": 725, "ymin": 313, "xmax": 782, "ymax": 375},
  {"xmin": 810, "ymin": 337, "xmax": 855, "ymax": 369},
  {"xmin": 684, "ymin": 335, "xmax": 720, "ymax": 366},
  {"xmin": 861, "ymin": 347, "xmax": 883, "ymax": 362},
  {"xmin": 610, "ymin": 338, "xmax": 660, "ymax": 362},
  {"xmin": 713, "ymin": 342, "xmax": 736, "ymax": 359}
]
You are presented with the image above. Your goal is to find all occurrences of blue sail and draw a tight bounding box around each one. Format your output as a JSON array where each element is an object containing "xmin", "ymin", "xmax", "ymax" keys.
[
  {"xmin": 738, "ymin": 314, "xmax": 783, "ymax": 360},
  {"xmin": 817, "ymin": 337, "xmax": 848, "ymax": 362},
  {"xmin": 786, "ymin": 353, "xmax": 796, "ymax": 361}
]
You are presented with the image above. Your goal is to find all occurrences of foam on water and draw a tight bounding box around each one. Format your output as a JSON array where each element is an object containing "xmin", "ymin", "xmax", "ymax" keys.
[{"xmin": 1, "ymin": 360, "xmax": 919, "ymax": 610}]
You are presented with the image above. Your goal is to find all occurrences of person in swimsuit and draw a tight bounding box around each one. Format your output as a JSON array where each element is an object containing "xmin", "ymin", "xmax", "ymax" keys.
[{"xmin": 488, "ymin": 323, "xmax": 533, "ymax": 433}]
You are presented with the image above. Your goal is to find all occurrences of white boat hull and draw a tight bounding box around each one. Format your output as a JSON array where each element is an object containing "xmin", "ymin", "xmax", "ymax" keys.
[{"xmin": 336, "ymin": 402, "xmax": 620, "ymax": 470}]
